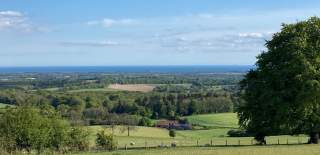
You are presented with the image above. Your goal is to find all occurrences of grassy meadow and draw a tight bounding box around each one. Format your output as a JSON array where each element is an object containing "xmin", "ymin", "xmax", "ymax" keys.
[
  {"xmin": 86, "ymin": 113, "xmax": 308, "ymax": 149},
  {"xmin": 0, "ymin": 103, "xmax": 15, "ymax": 108},
  {"xmin": 73, "ymin": 145, "xmax": 320, "ymax": 155}
]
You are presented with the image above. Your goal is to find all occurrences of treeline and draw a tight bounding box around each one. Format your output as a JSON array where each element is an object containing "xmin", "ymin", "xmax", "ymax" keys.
[
  {"xmin": 0, "ymin": 73, "xmax": 243, "ymax": 90},
  {"xmin": 0, "ymin": 89, "xmax": 236, "ymax": 125}
]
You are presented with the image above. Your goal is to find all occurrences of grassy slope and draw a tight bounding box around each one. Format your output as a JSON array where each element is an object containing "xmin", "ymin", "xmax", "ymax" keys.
[
  {"xmin": 73, "ymin": 145, "xmax": 320, "ymax": 155},
  {"xmin": 185, "ymin": 113, "xmax": 238, "ymax": 128},
  {"xmin": 87, "ymin": 113, "xmax": 308, "ymax": 148},
  {"xmin": 0, "ymin": 103, "xmax": 15, "ymax": 108},
  {"xmin": 89, "ymin": 126, "xmax": 170, "ymax": 138},
  {"xmin": 88, "ymin": 126, "xmax": 174, "ymax": 148},
  {"xmin": 178, "ymin": 113, "xmax": 238, "ymax": 138}
]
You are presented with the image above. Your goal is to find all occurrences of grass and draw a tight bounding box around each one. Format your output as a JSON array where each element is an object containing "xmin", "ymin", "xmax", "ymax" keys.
[
  {"xmin": 177, "ymin": 128, "xmax": 234, "ymax": 138},
  {"xmin": 88, "ymin": 126, "xmax": 170, "ymax": 138},
  {"xmin": 0, "ymin": 103, "xmax": 15, "ymax": 108},
  {"xmin": 68, "ymin": 88, "xmax": 118, "ymax": 93},
  {"xmin": 87, "ymin": 125, "xmax": 174, "ymax": 148},
  {"xmin": 45, "ymin": 84, "xmax": 193, "ymax": 93},
  {"xmin": 67, "ymin": 84, "xmax": 156, "ymax": 93},
  {"xmin": 72, "ymin": 145, "xmax": 320, "ymax": 155},
  {"xmin": 185, "ymin": 113, "xmax": 239, "ymax": 128},
  {"xmin": 182, "ymin": 113, "xmax": 239, "ymax": 137},
  {"xmin": 86, "ymin": 113, "xmax": 308, "ymax": 149},
  {"xmin": 1, "ymin": 113, "xmax": 311, "ymax": 155}
]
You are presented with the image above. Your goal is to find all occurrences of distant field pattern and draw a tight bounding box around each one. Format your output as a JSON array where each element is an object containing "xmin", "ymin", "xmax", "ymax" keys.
[{"xmin": 108, "ymin": 84, "xmax": 156, "ymax": 92}]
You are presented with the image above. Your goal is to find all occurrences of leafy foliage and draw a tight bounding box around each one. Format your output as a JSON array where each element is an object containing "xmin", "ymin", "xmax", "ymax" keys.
[
  {"xmin": 238, "ymin": 17, "xmax": 320, "ymax": 143},
  {"xmin": 96, "ymin": 130, "xmax": 117, "ymax": 151},
  {"xmin": 0, "ymin": 106, "xmax": 90, "ymax": 154},
  {"xmin": 169, "ymin": 129, "xmax": 176, "ymax": 138}
]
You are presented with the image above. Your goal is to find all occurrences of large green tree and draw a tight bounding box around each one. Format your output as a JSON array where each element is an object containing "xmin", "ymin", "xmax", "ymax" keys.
[{"xmin": 238, "ymin": 17, "xmax": 320, "ymax": 144}]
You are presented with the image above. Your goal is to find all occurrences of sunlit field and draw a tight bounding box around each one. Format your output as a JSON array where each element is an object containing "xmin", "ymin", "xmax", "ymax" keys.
[{"xmin": 73, "ymin": 145, "xmax": 320, "ymax": 155}]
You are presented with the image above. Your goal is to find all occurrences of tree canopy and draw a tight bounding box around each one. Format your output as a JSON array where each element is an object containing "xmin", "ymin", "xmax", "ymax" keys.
[{"xmin": 238, "ymin": 17, "xmax": 320, "ymax": 144}]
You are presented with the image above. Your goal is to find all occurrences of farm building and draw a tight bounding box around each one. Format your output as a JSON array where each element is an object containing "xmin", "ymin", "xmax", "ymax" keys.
[{"xmin": 156, "ymin": 120, "xmax": 192, "ymax": 130}]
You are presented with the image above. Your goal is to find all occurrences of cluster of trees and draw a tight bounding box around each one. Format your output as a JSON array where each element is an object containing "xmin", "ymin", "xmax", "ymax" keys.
[
  {"xmin": 135, "ymin": 92, "xmax": 233, "ymax": 119},
  {"xmin": 0, "ymin": 89, "xmax": 235, "ymax": 125},
  {"xmin": 0, "ymin": 106, "xmax": 90, "ymax": 154},
  {"xmin": 0, "ymin": 106, "xmax": 118, "ymax": 154},
  {"xmin": 238, "ymin": 17, "xmax": 320, "ymax": 144}
]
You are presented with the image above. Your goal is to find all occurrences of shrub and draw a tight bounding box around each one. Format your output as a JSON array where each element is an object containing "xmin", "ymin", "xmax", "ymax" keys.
[
  {"xmin": 138, "ymin": 117, "xmax": 152, "ymax": 126},
  {"xmin": 169, "ymin": 129, "xmax": 176, "ymax": 138},
  {"xmin": 227, "ymin": 129, "xmax": 251, "ymax": 137},
  {"xmin": 68, "ymin": 127, "xmax": 90, "ymax": 151},
  {"xmin": 96, "ymin": 130, "xmax": 117, "ymax": 151},
  {"xmin": 0, "ymin": 107, "xmax": 72, "ymax": 154}
]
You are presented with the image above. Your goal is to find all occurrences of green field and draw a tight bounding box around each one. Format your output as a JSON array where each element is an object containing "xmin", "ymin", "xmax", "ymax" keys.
[
  {"xmin": 185, "ymin": 113, "xmax": 238, "ymax": 128},
  {"xmin": 86, "ymin": 113, "xmax": 308, "ymax": 149},
  {"xmin": 47, "ymin": 84, "xmax": 193, "ymax": 93},
  {"xmin": 0, "ymin": 103, "xmax": 15, "ymax": 108},
  {"xmin": 73, "ymin": 145, "xmax": 320, "ymax": 155},
  {"xmin": 68, "ymin": 88, "xmax": 118, "ymax": 93},
  {"xmin": 180, "ymin": 113, "xmax": 239, "ymax": 138}
]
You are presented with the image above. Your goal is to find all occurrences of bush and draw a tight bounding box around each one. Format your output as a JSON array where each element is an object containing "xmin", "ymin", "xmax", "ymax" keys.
[
  {"xmin": 68, "ymin": 127, "xmax": 90, "ymax": 151},
  {"xmin": 138, "ymin": 117, "xmax": 152, "ymax": 126},
  {"xmin": 169, "ymin": 129, "xmax": 176, "ymax": 138},
  {"xmin": 227, "ymin": 129, "xmax": 251, "ymax": 137},
  {"xmin": 0, "ymin": 107, "xmax": 72, "ymax": 154},
  {"xmin": 96, "ymin": 130, "xmax": 117, "ymax": 151}
]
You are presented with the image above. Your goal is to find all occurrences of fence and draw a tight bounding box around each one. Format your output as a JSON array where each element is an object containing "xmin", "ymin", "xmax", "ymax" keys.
[{"xmin": 118, "ymin": 136, "xmax": 309, "ymax": 150}]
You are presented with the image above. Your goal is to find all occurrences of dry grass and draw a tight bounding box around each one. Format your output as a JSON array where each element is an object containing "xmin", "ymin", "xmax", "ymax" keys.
[{"xmin": 108, "ymin": 84, "xmax": 155, "ymax": 92}]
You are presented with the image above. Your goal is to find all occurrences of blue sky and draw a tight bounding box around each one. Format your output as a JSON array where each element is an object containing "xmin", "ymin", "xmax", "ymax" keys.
[{"xmin": 1, "ymin": 0, "xmax": 320, "ymax": 66}]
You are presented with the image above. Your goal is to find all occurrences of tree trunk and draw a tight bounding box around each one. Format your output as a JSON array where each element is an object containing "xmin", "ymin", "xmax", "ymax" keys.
[
  {"xmin": 255, "ymin": 133, "xmax": 266, "ymax": 145},
  {"xmin": 309, "ymin": 132, "xmax": 319, "ymax": 144}
]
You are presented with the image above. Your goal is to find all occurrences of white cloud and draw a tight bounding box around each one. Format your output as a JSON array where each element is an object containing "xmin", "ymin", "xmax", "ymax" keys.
[
  {"xmin": 0, "ymin": 10, "xmax": 27, "ymax": 30},
  {"xmin": 238, "ymin": 32, "xmax": 274, "ymax": 39},
  {"xmin": 0, "ymin": 10, "xmax": 47, "ymax": 32},
  {"xmin": 148, "ymin": 30, "xmax": 274, "ymax": 54},
  {"xmin": 87, "ymin": 18, "xmax": 138, "ymax": 28},
  {"xmin": 0, "ymin": 11, "xmax": 23, "ymax": 17},
  {"xmin": 60, "ymin": 40, "xmax": 120, "ymax": 47}
]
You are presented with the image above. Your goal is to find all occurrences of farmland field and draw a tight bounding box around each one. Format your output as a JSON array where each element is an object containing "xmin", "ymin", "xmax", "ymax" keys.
[
  {"xmin": 66, "ymin": 84, "xmax": 156, "ymax": 93},
  {"xmin": 68, "ymin": 87, "xmax": 118, "ymax": 93},
  {"xmin": 108, "ymin": 84, "xmax": 156, "ymax": 92}
]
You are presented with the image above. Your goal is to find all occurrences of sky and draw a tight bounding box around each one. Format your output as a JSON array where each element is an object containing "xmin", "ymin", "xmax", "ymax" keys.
[{"xmin": 1, "ymin": 0, "xmax": 320, "ymax": 66}]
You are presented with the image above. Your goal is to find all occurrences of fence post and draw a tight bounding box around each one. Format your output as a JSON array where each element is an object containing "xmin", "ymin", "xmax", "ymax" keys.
[
  {"xmin": 278, "ymin": 138, "xmax": 280, "ymax": 145},
  {"xmin": 238, "ymin": 139, "xmax": 240, "ymax": 146},
  {"xmin": 197, "ymin": 140, "xmax": 199, "ymax": 147},
  {"xmin": 210, "ymin": 139, "xmax": 213, "ymax": 146},
  {"xmin": 225, "ymin": 139, "xmax": 228, "ymax": 146},
  {"xmin": 286, "ymin": 138, "xmax": 289, "ymax": 145},
  {"xmin": 298, "ymin": 137, "xmax": 300, "ymax": 144},
  {"xmin": 125, "ymin": 144, "xmax": 127, "ymax": 150},
  {"xmin": 145, "ymin": 141, "xmax": 147, "ymax": 149},
  {"xmin": 251, "ymin": 139, "xmax": 253, "ymax": 145}
]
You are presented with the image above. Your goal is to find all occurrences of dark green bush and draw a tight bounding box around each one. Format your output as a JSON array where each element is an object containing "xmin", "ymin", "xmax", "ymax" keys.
[
  {"xmin": 227, "ymin": 129, "xmax": 251, "ymax": 137},
  {"xmin": 96, "ymin": 130, "xmax": 117, "ymax": 151}
]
